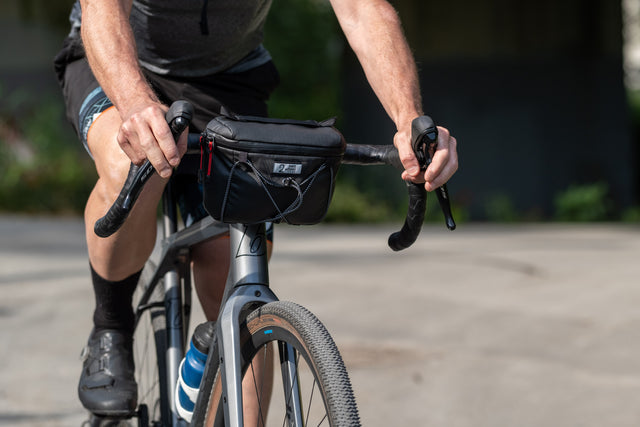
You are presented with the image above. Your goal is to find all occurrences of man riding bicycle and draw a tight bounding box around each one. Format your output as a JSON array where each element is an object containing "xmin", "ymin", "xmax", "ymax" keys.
[{"xmin": 54, "ymin": 0, "xmax": 458, "ymax": 420}]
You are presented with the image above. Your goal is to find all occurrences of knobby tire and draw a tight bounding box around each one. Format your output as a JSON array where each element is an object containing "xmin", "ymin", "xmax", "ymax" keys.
[{"xmin": 192, "ymin": 301, "xmax": 360, "ymax": 427}]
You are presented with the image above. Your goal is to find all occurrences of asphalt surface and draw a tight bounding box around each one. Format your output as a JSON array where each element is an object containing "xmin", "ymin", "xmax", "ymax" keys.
[{"xmin": 1, "ymin": 215, "xmax": 640, "ymax": 426}]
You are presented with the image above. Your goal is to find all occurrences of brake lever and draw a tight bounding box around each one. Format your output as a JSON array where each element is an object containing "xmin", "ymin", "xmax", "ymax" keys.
[{"xmin": 411, "ymin": 116, "xmax": 456, "ymax": 230}]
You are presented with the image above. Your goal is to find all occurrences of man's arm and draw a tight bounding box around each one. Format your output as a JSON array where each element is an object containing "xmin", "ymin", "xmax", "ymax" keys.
[
  {"xmin": 330, "ymin": 0, "xmax": 457, "ymax": 190},
  {"xmin": 80, "ymin": 0, "xmax": 180, "ymax": 178}
]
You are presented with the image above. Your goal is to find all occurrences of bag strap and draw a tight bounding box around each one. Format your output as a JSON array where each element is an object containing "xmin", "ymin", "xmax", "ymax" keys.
[
  {"xmin": 257, "ymin": 163, "xmax": 329, "ymax": 223},
  {"xmin": 219, "ymin": 160, "xmax": 305, "ymax": 224}
]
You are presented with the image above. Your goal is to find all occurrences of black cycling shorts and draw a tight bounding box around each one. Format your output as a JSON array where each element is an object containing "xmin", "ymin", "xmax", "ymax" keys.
[{"xmin": 54, "ymin": 36, "xmax": 279, "ymax": 235}]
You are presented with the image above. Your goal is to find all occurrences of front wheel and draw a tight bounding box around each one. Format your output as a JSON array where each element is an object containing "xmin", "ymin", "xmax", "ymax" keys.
[{"xmin": 192, "ymin": 301, "xmax": 360, "ymax": 426}]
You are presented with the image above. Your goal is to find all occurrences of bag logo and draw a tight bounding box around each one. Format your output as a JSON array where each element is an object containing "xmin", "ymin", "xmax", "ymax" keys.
[{"xmin": 273, "ymin": 163, "xmax": 302, "ymax": 175}]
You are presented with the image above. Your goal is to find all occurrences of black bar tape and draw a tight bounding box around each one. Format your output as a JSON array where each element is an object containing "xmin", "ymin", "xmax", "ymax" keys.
[{"xmin": 387, "ymin": 182, "xmax": 426, "ymax": 251}]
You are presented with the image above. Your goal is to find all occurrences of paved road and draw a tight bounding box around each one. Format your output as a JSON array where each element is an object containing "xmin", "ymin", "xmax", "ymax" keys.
[{"xmin": 1, "ymin": 215, "xmax": 640, "ymax": 426}]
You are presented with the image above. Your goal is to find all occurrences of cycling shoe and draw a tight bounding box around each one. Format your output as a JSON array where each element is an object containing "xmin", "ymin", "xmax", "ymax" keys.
[{"xmin": 78, "ymin": 329, "xmax": 138, "ymax": 417}]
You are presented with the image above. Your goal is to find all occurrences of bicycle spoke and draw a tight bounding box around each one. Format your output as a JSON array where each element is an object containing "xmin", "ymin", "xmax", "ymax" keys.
[
  {"xmin": 137, "ymin": 315, "xmax": 161, "ymax": 406},
  {"xmin": 316, "ymin": 413, "xmax": 327, "ymax": 426},
  {"xmin": 280, "ymin": 348, "xmax": 301, "ymax": 427},
  {"xmin": 249, "ymin": 344, "xmax": 268, "ymax": 427},
  {"xmin": 137, "ymin": 333, "xmax": 156, "ymax": 403},
  {"xmin": 304, "ymin": 377, "xmax": 317, "ymax": 426}
]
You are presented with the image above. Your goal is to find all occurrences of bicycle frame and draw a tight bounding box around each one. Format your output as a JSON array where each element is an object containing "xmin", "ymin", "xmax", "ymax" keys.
[
  {"xmin": 135, "ymin": 180, "xmax": 303, "ymax": 427},
  {"xmin": 217, "ymin": 223, "xmax": 278, "ymax": 427}
]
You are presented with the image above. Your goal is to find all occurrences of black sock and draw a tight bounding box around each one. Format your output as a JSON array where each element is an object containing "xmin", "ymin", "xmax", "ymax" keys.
[{"xmin": 90, "ymin": 264, "xmax": 141, "ymax": 334}]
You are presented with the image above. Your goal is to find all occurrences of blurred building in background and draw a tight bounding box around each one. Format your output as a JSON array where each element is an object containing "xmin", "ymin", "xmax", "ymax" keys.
[
  {"xmin": 0, "ymin": 2, "xmax": 66, "ymax": 102},
  {"xmin": 342, "ymin": 0, "xmax": 638, "ymax": 219}
]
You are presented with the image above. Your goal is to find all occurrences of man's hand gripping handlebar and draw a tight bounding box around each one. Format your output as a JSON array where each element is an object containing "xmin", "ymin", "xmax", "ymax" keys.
[
  {"xmin": 93, "ymin": 101, "xmax": 194, "ymax": 238},
  {"xmin": 343, "ymin": 115, "xmax": 456, "ymax": 251}
]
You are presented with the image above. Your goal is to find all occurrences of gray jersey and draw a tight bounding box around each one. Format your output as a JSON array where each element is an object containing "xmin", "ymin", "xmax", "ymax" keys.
[{"xmin": 69, "ymin": 0, "xmax": 273, "ymax": 77}]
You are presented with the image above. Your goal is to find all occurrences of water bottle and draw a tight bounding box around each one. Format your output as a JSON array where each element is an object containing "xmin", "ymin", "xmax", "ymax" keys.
[{"xmin": 176, "ymin": 321, "xmax": 216, "ymax": 422}]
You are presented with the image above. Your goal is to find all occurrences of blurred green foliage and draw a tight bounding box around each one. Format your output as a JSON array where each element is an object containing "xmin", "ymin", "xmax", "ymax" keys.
[
  {"xmin": 264, "ymin": 0, "xmax": 344, "ymax": 120},
  {"xmin": 325, "ymin": 178, "xmax": 398, "ymax": 223},
  {"xmin": 14, "ymin": 0, "xmax": 75, "ymax": 35},
  {"xmin": 622, "ymin": 206, "xmax": 640, "ymax": 222},
  {"xmin": 0, "ymin": 84, "xmax": 96, "ymax": 214},
  {"xmin": 484, "ymin": 193, "xmax": 519, "ymax": 222},
  {"xmin": 553, "ymin": 182, "xmax": 612, "ymax": 222},
  {"xmin": 627, "ymin": 89, "xmax": 640, "ymax": 126}
]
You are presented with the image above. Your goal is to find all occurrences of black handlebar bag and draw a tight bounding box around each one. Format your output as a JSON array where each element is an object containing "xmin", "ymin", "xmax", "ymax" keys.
[{"xmin": 200, "ymin": 114, "xmax": 345, "ymax": 225}]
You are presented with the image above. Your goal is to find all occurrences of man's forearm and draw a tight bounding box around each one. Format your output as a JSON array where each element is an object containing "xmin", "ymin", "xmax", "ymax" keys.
[
  {"xmin": 80, "ymin": 0, "xmax": 158, "ymax": 119},
  {"xmin": 331, "ymin": 0, "xmax": 422, "ymax": 129}
]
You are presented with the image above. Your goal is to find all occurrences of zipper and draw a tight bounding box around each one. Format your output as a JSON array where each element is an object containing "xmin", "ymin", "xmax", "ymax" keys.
[{"xmin": 214, "ymin": 138, "xmax": 345, "ymax": 157}]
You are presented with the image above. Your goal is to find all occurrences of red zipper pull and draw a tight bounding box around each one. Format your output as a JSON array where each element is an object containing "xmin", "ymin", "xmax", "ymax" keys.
[{"xmin": 207, "ymin": 140, "xmax": 214, "ymax": 176}]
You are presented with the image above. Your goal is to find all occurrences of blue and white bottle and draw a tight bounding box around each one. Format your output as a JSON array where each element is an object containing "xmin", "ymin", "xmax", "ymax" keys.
[{"xmin": 176, "ymin": 321, "xmax": 216, "ymax": 422}]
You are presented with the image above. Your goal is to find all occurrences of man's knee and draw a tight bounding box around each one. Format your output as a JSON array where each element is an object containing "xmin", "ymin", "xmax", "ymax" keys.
[
  {"xmin": 87, "ymin": 107, "xmax": 170, "ymax": 206},
  {"xmin": 87, "ymin": 109, "xmax": 129, "ymax": 176}
]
